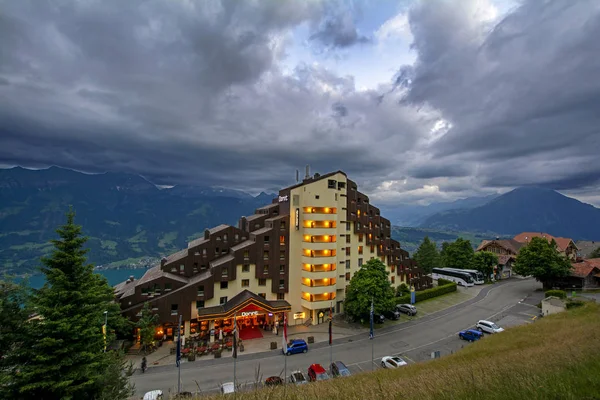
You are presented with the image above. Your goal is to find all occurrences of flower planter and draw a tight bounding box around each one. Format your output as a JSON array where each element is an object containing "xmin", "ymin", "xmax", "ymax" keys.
[
  {"xmin": 307, "ymin": 336, "xmax": 314, "ymax": 344},
  {"xmin": 214, "ymin": 351, "xmax": 222, "ymax": 359},
  {"xmin": 270, "ymin": 341, "xmax": 277, "ymax": 350}
]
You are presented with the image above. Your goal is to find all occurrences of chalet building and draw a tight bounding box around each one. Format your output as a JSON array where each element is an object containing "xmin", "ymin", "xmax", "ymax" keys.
[
  {"xmin": 475, "ymin": 238, "xmax": 524, "ymax": 279},
  {"xmin": 513, "ymin": 232, "xmax": 578, "ymax": 261},
  {"xmin": 548, "ymin": 259, "xmax": 600, "ymax": 290},
  {"xmin": 114, "ymin": 170, "xmax": 432, "ymax": 340}
]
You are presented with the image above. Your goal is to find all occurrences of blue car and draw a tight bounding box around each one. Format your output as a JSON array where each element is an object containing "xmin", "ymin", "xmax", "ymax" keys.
[
  {"xmin": 459, "ymin": 329, "xmax": 483, "ymax": 342},
  {"xmin": 283, "ymin": 339, "xmax": 308, "ymax": 355}
]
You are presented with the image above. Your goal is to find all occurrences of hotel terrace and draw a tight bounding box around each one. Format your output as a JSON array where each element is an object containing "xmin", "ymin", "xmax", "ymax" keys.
[{"xmin": 114, "ymin": 170, "xmax": 432, "ymax": 341}]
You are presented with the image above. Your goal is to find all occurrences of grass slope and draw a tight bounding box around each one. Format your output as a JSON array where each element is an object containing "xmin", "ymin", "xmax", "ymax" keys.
[
  {"xmin": 391, "ymin": 227, "xmax": 496, "ymax": 255},
  {"xmin": 197, "ymin": 303, "xmax": 600, "ymax": 400}
]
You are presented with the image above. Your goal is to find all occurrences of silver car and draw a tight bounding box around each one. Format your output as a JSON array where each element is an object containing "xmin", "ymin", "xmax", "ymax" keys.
[
  {"xmin": 396, "ymin": 304, "xmax": 417, "ymax": 316},
  {"xmin": 290, "ymin": 370, "xmax": 308, "ymax": 385}
]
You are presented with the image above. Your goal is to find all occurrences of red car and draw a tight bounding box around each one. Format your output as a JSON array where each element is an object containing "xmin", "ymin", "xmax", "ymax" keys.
[{"xmin": 307, "ymin": 363, "xmax": 330, "ymax": 382}]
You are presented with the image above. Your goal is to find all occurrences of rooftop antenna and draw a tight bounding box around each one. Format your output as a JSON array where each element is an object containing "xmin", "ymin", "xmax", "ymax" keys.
[
  {"xmin": 305, "ymin": 164, "xmax": 310, "ymax": 179},
  {"xmin": 296, "ymin": 169, "xmax": 299, "ymax": 183}
]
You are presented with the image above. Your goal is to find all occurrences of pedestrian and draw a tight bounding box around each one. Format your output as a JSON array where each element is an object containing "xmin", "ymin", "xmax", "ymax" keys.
[{"xmin": 141, "ymin": 356, "xmax": 147, "ymax": 373}]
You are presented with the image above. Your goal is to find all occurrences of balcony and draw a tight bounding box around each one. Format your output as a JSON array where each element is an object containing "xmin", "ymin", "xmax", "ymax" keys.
[
  {"xmin": 302, "ymin": 263, "xmax": 336, "ymax": 273},
  {"xmin": 302, "ymin": 277, "xmax": 336, "ymax": 288},
  {"xmin": 303, "ymin": 207, "xmax": 337, "ymax": 215},
  {"xmin": 301, "ymin": 294, "xmax": 337, "ymax": 310},
  {"xmin": 302, "ymin": 249, "xmax": 336, "ymax": 258},
  {"xmin": 302, "ymin": 234, "xmax": 337, "ymax": 243},
  {"xmin": 302, "ymin": 241, "xmax": 335, "ymax": 251},
  {"xmin": 303, "ymin": 221, "xmax": 337, "ymax": 229},
  {"xmin": 301, "ymin": 284, "xmax": 334, "ymax": 295}
]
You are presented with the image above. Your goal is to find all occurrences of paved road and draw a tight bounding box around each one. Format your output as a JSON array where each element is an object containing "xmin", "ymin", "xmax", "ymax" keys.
[{"xmin": 131, "ymin": 278, "xmax": 540, "ymax": 397}]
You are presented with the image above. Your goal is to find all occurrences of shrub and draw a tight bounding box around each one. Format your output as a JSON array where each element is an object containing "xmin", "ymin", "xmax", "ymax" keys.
[
  {"xmin": 566, "ymin": 300, "xmax": 585, "ymax": 309},
  {"xmin": 394, "ymin": 282, "xmax": 457, "ymax": 305},
  {"xmin": 545, "ymin": 290, "xmax": 567, "ymax": 299},
  {"xmin": 396, "ymin": 283, "xmax": 410, "ymax": 296},
  {"xmin": 437, "ymin": 278, "xmax": 453, "ymax": 286}
]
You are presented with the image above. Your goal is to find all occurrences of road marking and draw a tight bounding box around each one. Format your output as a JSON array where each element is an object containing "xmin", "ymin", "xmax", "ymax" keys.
[{"xmin": 355, "ymin": 363, "xmax": 364, "ymax": 371}]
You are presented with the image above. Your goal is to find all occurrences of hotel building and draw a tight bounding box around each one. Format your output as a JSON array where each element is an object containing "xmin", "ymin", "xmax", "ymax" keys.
[{"xmin": 115, "ymin": 170, "xmax": 432, "ymax": 340}]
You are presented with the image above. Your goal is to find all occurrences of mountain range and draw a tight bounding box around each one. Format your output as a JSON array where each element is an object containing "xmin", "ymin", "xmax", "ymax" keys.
[{"xmin": 1, "ymin": 167, "xmax": 599, "ymax": 275}]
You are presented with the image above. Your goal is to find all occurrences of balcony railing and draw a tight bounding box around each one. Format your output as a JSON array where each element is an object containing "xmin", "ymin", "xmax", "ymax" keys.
[
  {"xmin": 303, "ymin": 207, "xmax": 337, "ymax": 214},
  {"xmin": 303, "ymin": 221, "xmax": 337, "ymax": 229},
  {"xmin": 302, "ymin": 278, "xmax": 336, "ymax": 287},
  {"xmin": 303, "ymin": 249, "xmax": 336, "ymax": 258},
  {"xmin": 301, "ymin": 292, "xmax": 337, "ymax": 302},
  {"xmin": 302, "ymin": 264, "xmax": 336, "ymax": 272},
  {"xmin": 302, "ymin": 235, "xmax": 336, "ymax": 243}
]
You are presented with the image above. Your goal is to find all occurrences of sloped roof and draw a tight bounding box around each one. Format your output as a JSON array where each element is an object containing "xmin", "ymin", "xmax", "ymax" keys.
[
  {"xmin": 477, "ymin": 239, "xmax": 523, "ymax": 254},
  {"xmin": 513, "ymin": 232, "xmax": 576, "ymax": 252},
  {"xmin": 576, "ymin": 241, "xmax": 600, "ymax": 258},
  {"xmin": 571, "ymin": 259, "xmax": 600, "ymax": 278},
  {"xmin": 196, "ymin": 290, "xmax": 291, "ymax": 320}
]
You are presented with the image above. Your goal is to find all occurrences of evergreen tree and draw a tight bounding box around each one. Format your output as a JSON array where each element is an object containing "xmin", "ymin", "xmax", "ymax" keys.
[
  {"xmin": 10, "ymin": 209, "xmax": 134, "ymax": 400},
  {"xmin": 0, "ymin": 277, "xmax": 31, "ymax": 397},
  {"xmin": 590, "ymin": 246, "xmax": 600, "ymax": 259},
  {"xmin": 514, "ymin": 237, "xmax": 572, "ymax": 289},
  {"xmin": 344, "ymin": 258, "xmax": 396, "ymax": 320},
  {"xmin": 472, "ymin": 251, "xmax": 499, "ymax": 282},
  {"xmin": 136, "ymin": 301, "xmax": 159, "ymax": 353},
  {"xmin": 441, "ymin": 238, "xmax": 475, "ymax": 270},
  {"xmin": 413, "ymin": 236, "xmax": 441, "ymax": 273}
]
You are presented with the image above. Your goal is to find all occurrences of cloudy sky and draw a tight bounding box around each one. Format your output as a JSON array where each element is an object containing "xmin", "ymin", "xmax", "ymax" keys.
[{"xmin": 1, "ymin": 0, "xmax": 599, "ymax": 206}]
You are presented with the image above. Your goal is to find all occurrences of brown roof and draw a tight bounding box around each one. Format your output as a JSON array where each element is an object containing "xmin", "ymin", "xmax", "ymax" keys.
[
  {"xmin": 497, "ymin": 254, "xmax": 516, "ymax": 265},
  {"xmin": 477, "ymin": 239, "xmax": 523, "ymax": 254},
  {"xmin": 513, "ymin": 232, "xmax": 576, "ymax": 252},
  {"xmin": 196, "ymin": 290, "xmax": 291, "ymax": 320},
  {"xmin": 571, "ymin": 259, "xmax": 600, "ymax": 278},
  {"xmin": 136, "ymin": 265, "xmax": 188, "ymax": 286},
  {"xmin": 256, "ymin": 203, "xmax": 278, "ymax": 211}
]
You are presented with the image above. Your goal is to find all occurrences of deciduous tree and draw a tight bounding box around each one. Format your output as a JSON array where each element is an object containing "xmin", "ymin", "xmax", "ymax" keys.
[
  {"xmin": 472, "ymin": 251, "xmax": 499, "ymax": 282},
  {"xmin": 10, "ymin": 208, "xmax": 134, "ymax": 400},
  {"xmin": 441, "ymin": 238, "xmax": 475, "ymax": 270},
  {"xmin": 514, "ymin": 237, "xmax": 572, "ymax": 289},
  {"xmin": 136, "ymin": 301, "xmax": 159, "ymax": 352},
  {"xmin": 344, "ymin": 258, "xmax": 395, "ymax": 321},
  {"xmin": 413, "ymin": 236, "xmax": 441, "ymax": 273},
  {"xmin": 589, "ymin": 246, "xmax": 600, "ymax": 259}
]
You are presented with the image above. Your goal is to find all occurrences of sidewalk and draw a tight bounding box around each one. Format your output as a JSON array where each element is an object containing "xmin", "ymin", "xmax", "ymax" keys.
[{"xmin": 130, "ymin": 284, "xmax": 487, "ymax": 369}]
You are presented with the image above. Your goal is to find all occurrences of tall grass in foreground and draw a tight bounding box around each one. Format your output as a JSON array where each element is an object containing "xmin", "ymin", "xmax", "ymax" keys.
[{"xmin": 180, "ymin": 303, "xmax": 600, "ymax": 400}]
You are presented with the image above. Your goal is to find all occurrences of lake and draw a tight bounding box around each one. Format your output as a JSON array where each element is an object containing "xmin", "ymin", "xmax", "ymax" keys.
[{"xmin": 22, "ymin": 268, "xmax": 148, "ymax": 289}]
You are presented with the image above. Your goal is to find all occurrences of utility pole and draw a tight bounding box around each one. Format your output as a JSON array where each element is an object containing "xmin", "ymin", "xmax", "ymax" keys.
[
  {"xmin": 103, "ymin": 311, "xmax": 108, "ymax": 353},
  {"xmin": 177, "ymin": 314, "xmax": 182, "ymax": 394}
]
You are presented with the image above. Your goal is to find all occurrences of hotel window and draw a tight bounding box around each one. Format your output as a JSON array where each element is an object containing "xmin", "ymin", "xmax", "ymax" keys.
[
  {"xmin": 215, "ymin": 247, "xmax": 219, "ymax": 255},
  {"xmin": 223, "ymin": 234, "xmax": 228, "ymax": 242},
  {"xmin": 345, "ymin": 272, "xmax": 350, "ymax": 281},
  {"xmin": 346, "ymin": 247, "xmax": 351, "ymax": 256},
  {"xmin": 259, "ymin": 279, "xmax": 266, "ymax": 286},
  {"xmin": 219, "ymin": 296, "xmax": 228, "ymax": 305},
  {"xmin": 180, "ymin": 264, "xmax": 185, "ymax": 271},
  {"xmin": 280, "ymin": 235, "xmax": 285, "ymax": 244},
  {"xmin": 220, "ymin": 281, "xmax": 228, "ymax": 289},
  {"xmin": 242, "ymin": 279, "xmax": 250, "ymax": 287},
  {"xmin": 346, "ymin": 235, "xmax": 351, "ymax": 244},
  {"xmin": 277, "ymin": 293, "xmax": 285, "ymax": 300},
  {"xmin": 280, "ymin": 265, "xmax": 285, "ymax": 274},
  {"xmin": 263, "ymin": 250, "xmax": 269, "ymax": 260},
  {"xmin": 171, "ymin": 304, "xmax": 178, "ymax": 316},
  {"xmin": 335, "ymin": 193, "xmax": 338, "ymax": 200},
  {"xmin": 263, "ymin": 265, "xmax": 269, "ymax": 274},
  {"xmin": 391, "ymin": 276, "xmax": 395, "ymax": 284},
  {"xmin": 279, "ymin": 280, "xmax": 285, "ymax": 289},
  {"xmin": 346, "ymin": 222, "xmax": 351, "ymax": 231},
  {"xmin": 243, "ymin": 250, "xmax": 249, "ymax": 259},
  {"xmin": 201, "ymin": 264, "xmax": 207, "ymax": 270},
  {"xmin": 264, "ymin": 236, "xmax": 270, "ymax": 243},
  {"xmin": 328, "ymin": 179, "xmax": 336, "ymax": 188},
  {"xmin": 280, "ymin": 221, "xmax": 286, "ymax": 230},
  {"xmin": 222, "ymin": 268, "xmax": 228, "ymax": 277},
  {"xmin": 370, "ymin": 245, "xmax": 375, "ymax": 253},
  {"xmin": 242, "ymin": 264, "xmax": 250, "ymax": 272},
  {"xmin": 358, "ymin": 258, "xmax": 363, "ymax": 267},
  {"xmin": 194, "ymin": 251, "xmax": 200, "ymax": 256},
  {"xmin": 345, "ymin": 260, "xmax": 350, "ymax": 270},
  {"xmin": 315, "ymin": 195, "xmax": 320, "ymax": 199},
  {"xmin": 216, "ymin": 236, "xmax": 221, "ymax": 241},
  {"xmin": 359, "ymin": 234, "xmax": 363, "ymax": 243},
  {"xmin": 235, "ymin": 233, "xmax": 239, "ymax": 241},
  {"xmin": 280, "ymin": 250, "xmax": 285, "ymax": 260},
  {"xmin": 258, "ymin": 293, "xmax": 266, "ymax": 299},
  {"xmin": 197, "ymin": 286, "xmax": 204, "ymax": 296},
  {"xmin": 165, "ymin": 283, "xmax": 172, "ymax": 292},
  {"xmin": 338, "ymin": 181, "xmax": 346, "ymax": 189},
  {"xmin": 196, "ymin": 300, "xmax": 205, "ymax": 309},
  {"xmin": 357, "ymin": 222, "xmax": 361, "ymax": 230},
  {"xmin": 202, "ymin": 249, "xmax": 207, "ymax": 255},
  {"xmin": 358, "ymin": 246, "xmax": 363, "ymax": 255}
]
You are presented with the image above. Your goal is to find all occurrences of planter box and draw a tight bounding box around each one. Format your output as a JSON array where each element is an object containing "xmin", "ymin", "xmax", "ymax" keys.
[
  {"xmin": 188, "ymin": 354, "xmax": 196, "ymax": 362},
  {"xmin": 214, "ymin": 351, "xmax": 222, "ymax": 359},
  {"xmin": 270, "ymin": 342, "xmax": 277, "ymax": 350},
  {"xmin": 307, "ymin": 336, "xmax": 314, "ymax": 344}
]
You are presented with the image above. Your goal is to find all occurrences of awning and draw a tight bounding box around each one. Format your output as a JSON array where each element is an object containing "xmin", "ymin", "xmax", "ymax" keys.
[{"xmin": 196, "ymin": 289, "xmax": 291, "ymax": 321}]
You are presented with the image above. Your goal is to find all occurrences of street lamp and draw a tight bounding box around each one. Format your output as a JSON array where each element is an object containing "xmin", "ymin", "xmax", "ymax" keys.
[{"xmin": 103, "ymin": 311, "xmax": 108, "ymax": 353}]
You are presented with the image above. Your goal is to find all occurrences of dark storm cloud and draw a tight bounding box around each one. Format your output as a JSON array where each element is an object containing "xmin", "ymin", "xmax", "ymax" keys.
[
  {"xmin": 400, "ymin": 0, "xmax": 600, "ymax": 192},
  {"xmin": 310, "ymin": 12, "xmax": 371, "ymax": 49},
  {"xmin": 0, "ymin": 0, "xmax": 433, "ymax": 195}
]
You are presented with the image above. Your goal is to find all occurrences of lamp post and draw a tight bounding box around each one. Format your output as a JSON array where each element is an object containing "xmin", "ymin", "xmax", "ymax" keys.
[{"xmin": 103, "ymin": 311, "xmax": 108, "ymax": 353}]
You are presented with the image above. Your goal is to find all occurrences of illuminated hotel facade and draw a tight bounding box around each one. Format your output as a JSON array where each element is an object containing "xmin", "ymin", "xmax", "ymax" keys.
[{"xmin": 115, "ymin": 170, "xmax": 432, "ymax": 339}]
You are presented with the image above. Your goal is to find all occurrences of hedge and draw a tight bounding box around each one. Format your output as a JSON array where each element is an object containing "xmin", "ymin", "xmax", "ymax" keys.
[
  {"xmin": 395, "ymin": 282, "xmax": 457, "ymax": 305},
  {"xmin": 545, "ymin": 290, "xmax": 567, "ymax": 300},
  {"xmin": 437, "ymin": 278, "xmax": 453, "ymax": 286}
]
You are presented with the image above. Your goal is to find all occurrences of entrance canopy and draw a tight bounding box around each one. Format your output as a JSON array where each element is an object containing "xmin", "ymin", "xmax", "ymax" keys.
[{"xmin": 196, "ymin": 290, "xmax": 291, "ymax": 321}]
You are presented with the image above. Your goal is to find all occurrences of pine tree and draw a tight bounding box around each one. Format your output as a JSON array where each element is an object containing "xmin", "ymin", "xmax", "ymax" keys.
[
  {"xmin": 11, "ymin": 208, "xmax": 134, "ymax": 400},
  {"xmin": 413, "ymin": 236, "xmax": 441, "ymax": 273}
]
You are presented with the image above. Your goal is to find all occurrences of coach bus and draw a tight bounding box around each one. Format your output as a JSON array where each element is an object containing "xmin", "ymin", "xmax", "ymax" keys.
[
  {"xmin": 431, "ymin": 268, "xmax": 475, "ymax": 287},
  {"xmin": 443, "ymin": 268, "xmax": 485, "ymax": 285}
]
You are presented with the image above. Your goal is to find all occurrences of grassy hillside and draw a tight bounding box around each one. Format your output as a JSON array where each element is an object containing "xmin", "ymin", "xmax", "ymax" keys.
[
  {"xmin": 391, "ymin": 226, "xmax": 497, "ymax": 255},
  {"xmin": 197, "ymin": 302, "xmax": 600, "ymax": 400}
]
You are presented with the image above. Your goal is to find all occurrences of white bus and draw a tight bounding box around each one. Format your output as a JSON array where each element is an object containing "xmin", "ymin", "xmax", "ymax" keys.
[
  {"xmin": 431, "ymin": 268, "xmax": 475, "ymax": 287},
  {"xmin": 443, "ymin": 268, "xmax": 485, "ymax": 285}
]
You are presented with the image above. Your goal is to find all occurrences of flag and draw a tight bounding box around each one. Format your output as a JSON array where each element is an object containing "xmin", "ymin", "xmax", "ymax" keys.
[
  {"xmin": 102, "ymin": 323, "xmax": 107, "ymax": 351},
  {"xmin": 176, "ymin": 323, "xmax": 182, "ymax": 367},
  {"xmin": 328, "ymin": 303, "xmax": 333, "ymax": 345},
  {"xmin": 232, "ymin": 313, "xmax": 238, "ymax": 359},
  {"xmin": 282, "ymin": 314, "xmax": 288, "ymax": 353},
  {"xmin": 369, "ymin": 298, "xmax": 374, "ymax": 340}
]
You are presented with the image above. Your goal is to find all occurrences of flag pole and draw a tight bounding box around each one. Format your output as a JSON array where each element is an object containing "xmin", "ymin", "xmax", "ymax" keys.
[
  {"xmin": 370, "ymin": 297, "xmax": 374, "ymax": 371},
  {"xmin": 329, "ymin": 302, "xmax": 333, "ymax": 368},
  {"xmin": 282, "ymin": 313, "xmax": 288, "ymax": 384},
  {"xmin": 233, "ymin": 312, "xmax": 237, "ymax": 387},
  {"xmin": 177, "ymin": 314, "xmax": 182, "ymax": 394}
]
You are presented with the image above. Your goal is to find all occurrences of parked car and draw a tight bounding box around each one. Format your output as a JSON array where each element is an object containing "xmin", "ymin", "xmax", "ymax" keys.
[
  {"xmin": 384, "ymin": 310, "xmax": 401, "ymax": 320},
  {"xmin": 381, "ymin": 356, "xmax": 408, "ymax": 369},
  {"xmin": 143, "ymin": 390, "xmax": 163, "ymax": 400},
  {"xmin": 283, "ymin": 339, "xmax": 308, "ymax": 355},
  {"xmin": 220, "ymin": 382, "xmax": 235, "ymax": 394},
  {"xmin": 476, "ymin": 320, "xmax": 504, "ymax": 334},
  {"xmin": 459, "ymin": 329, "xmax": 483, "ymax": 342},
  {"xmin": 373, "ymin": 313, "xmax": 385, "ymax": 324},
  {"xmin": 330, "ymin": 361, "xmax": 351, "ymax": 377},
  {"xmin": 307, "ymin": 364, "xmax": 330, "ymax": 382},
  {"xmin": 290, "ymin": 370, "xmax": 308, "ymax": 385},
  {"xmin": 396, "ymin": 304, "xmax": 417, "ymax": 316},
  {"xmin": 265, "ymin": 376, "xmax": 283, "ymax": 386}
]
